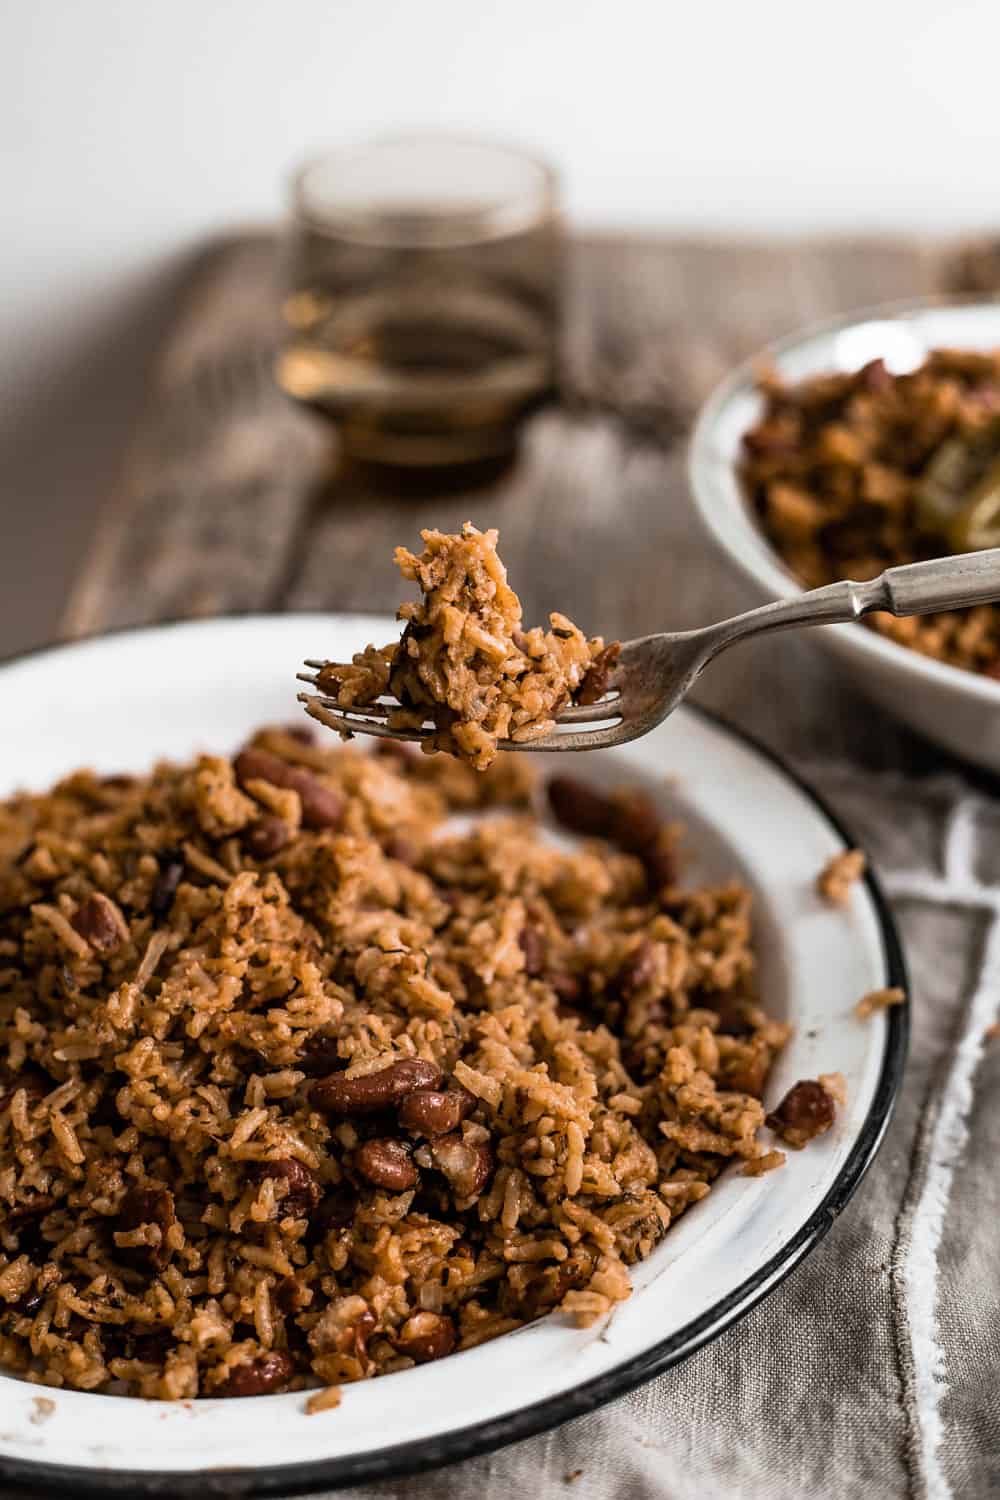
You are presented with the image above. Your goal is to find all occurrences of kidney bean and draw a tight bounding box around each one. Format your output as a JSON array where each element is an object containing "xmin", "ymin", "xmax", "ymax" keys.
[
  {"xmin": 766, "ymin": 1079, "xmax": 836, "ymax": 1149},
  {"xmin": 396, "ymin": 1311, "xmax": 456, "ymax": 1364},
  {"xmin": 426, "ymin": 1133, "xmax": 493, "ymax": 1198},
  {"xmin": 150, "ymin": 848, "xmax": 185, "ymax": 920},
  {"xmin": 355, "ymin": 1138, "xmax": 417, "ymax": 1191},
  {"xmin": 244, "ymin": 815, "xmax": 292, "ymax": 858},
  {"xmin": 398, "ymin": 1087, "xmax": 474, "ymax": 1137},
  {"xmin": 577, "ymin": 642, "xmax": 621, "ymax": 705},
  {"xmin": 217, "ymin": 1350, "xmax": 295, "ymax": 1397},
  {"xmin": 70, "ymin": 893, "xmax": 124, "ymax": 954},
  {"xmin": 248, "ymin": 1158, "xmax": 321, "ymax": 1219},
  {"xmin": 234, "ymin": 749, "xmax": 343, "ymax": 831},
  {"xmin": 311, "ymin": 1058, "xmax": 442, "ymax": 1115},
  {"xmin": 611, "ymin": 792, "xmax": 662, "ymax": 857},
  {"xmin": 115, "ymin": 1184, "xmax": 176, "ymax": 1272},
  {"xmin": 547, "ymin": 777, "xmax": 616, "ymax": 839},
  {"xmin": 519, "ymin": 923, "xmax": 546, "ymax": 977},
  {"xmin": 547, "ymin": 778, "xmax": 672, "ymax": 891}
]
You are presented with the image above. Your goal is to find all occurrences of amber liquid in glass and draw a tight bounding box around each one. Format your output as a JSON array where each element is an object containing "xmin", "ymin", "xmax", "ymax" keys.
[{"xmin": 276, "ymin": 225, "xmax": 559, "ymax": 467}]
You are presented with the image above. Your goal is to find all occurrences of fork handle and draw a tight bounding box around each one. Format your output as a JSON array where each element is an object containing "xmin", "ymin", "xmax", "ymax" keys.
[
  {"xmin": 700, "ymin": 547, "xmax": 1000, "ymax": 658},
  {"xmin": 865, "ymin": 549, "xmax": 1000, "ymax": 616}
]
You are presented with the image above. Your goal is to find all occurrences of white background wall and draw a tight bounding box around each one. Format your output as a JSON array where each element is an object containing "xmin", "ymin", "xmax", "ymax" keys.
[{"xmin": 2, "ymin": 0, "xmax": 1000, "ymax": 649}]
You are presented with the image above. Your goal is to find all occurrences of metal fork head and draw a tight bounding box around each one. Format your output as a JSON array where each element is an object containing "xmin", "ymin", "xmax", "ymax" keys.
[{"xmin": 297, "ymin": 630, "xmax": 710, "ymax": 753}]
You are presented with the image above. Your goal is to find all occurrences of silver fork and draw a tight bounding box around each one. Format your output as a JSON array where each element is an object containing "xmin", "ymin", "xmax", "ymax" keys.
[{"xmin": 297, "ymin": 550, "xmax": 1000, "ymax": 753}]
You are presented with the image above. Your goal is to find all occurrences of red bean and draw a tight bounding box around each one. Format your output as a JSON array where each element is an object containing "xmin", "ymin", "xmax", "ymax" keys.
[
  {"xmin": 398, "ymin": 1087, "xmax": 474, "ymax": 1137},
  {"xmin": 427, "ymin": 1133, "xmax": 493, "ymax": 1198},
  {"xmin": 248, "ymin": 1158, "xmax": 321, "ymax": 1219},
  {"xmin": 70, "ymin": 894, "xmax": 123, "ymax": 954},
  {"xmin": 547, "ymin": 777, "xmax": 617, "ymax": 839},
  {"xmin": 217, "ymin": 1350, "xmax": 295, "ymax": 1397},
  {"xmin": 766, "ymin": 1079, "xmax": 836, "ymax": 1148},
  {"xmin": 612, "ymin": 792, "xmax": 662, "ymax": 857},
  {"xmin": 234, "ymin": 749, "xmax": 344, "ymax": 831},
  {"xmin": 355, "ymin": 1138, "xmax": 417, "ymax": 1191},
  {"xmin": 577, "ymin": 642, "xmax": 621, "ymax": 705},
  {"xmin": 311, "ymin": 1058, "xmax": 442, "ymax": 1115},
  {"xmin": 396, "ymin": 1311, "xmax": 456, "ymax": 1363},
  {"xmin": 547, "ymin": 778, "xmax": 673, "ymax": 890},
  {"xmin": 244, "ymin": 816, "xmax": 292, "ymax": 858}
]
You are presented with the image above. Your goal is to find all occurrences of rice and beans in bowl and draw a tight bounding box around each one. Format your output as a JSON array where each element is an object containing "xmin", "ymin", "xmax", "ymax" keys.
[{"xmin": 742, "ymin": 347, "xmax": 1000, "ymax": 675}]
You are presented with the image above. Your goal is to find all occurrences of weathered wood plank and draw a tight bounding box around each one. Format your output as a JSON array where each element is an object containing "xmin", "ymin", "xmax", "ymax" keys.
[{"xmin": 61, "ymin": 237, "xmax": 327, "ymax": 636}]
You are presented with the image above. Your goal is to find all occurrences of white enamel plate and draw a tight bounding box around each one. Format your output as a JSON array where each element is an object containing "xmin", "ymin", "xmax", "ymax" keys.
[{"xmin": 0, "ymin": 615, "xmax": 907, "ymax": 1497}]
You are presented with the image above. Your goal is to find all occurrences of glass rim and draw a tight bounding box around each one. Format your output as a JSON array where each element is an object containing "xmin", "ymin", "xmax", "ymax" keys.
[{"xmin": 289, "ymin": 133, "xmax": 559, "ymax": 249}]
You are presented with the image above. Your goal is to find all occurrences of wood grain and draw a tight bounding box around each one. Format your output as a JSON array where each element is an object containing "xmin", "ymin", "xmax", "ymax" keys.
[{"xmin": 61, "ymin": 231, "xmax": 967, "ymax": 775}]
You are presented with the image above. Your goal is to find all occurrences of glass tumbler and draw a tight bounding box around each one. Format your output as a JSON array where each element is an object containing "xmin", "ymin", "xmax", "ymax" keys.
[{"xmin": 275, "ymin": 135, "xmax": 562, "ymax": 468}]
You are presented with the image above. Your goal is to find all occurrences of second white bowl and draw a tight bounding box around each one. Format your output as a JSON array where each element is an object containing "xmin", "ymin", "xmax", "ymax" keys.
[{"xmin": 689, "ymin": 297, "xmax": 1000, "ymax": 774}]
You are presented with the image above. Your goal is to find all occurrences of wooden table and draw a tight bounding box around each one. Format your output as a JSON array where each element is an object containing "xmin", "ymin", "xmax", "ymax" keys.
[{"xmin": 61, "ymin": 231, "xmax": 985, "ymax": 780}]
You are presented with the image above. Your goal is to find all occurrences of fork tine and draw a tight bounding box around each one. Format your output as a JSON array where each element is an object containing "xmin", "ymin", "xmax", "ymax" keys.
[
  {"xmin": 300, "ymin": 694, "xmax": 437, "ymax": 744},
  {"xmin": 303, "ymin": 693, "xmax": 398, "ymax": 720},
  {"xmin": 555, "ymin": 695, "xmax": 622, "ymax": 724}
]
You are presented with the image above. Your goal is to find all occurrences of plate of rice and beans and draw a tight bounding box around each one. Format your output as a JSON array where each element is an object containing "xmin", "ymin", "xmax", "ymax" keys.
[
  {"xmin": 0, "ymin": 613, "xmax": 905, "ymax": 1496},
  {"xmin": 691, "ymin": 297, "xmax": 1000, "ymax": 772}
]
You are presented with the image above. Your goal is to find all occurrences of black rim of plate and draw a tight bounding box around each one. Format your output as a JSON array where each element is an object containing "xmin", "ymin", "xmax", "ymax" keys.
[{"xmin": 0, "ymin": 617, "xmax": 910, "ymax": 1499}]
